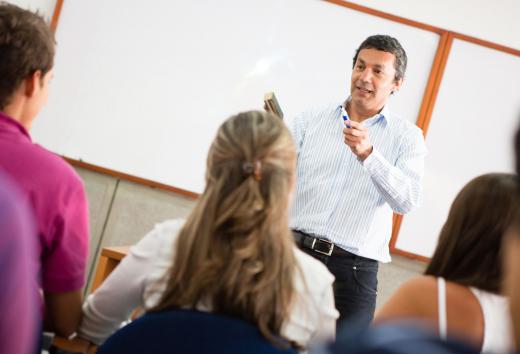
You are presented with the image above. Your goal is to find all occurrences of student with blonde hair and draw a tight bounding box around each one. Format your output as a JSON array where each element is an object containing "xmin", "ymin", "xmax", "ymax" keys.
[
  {"xmin": 376, "ymin": 173, "xmax": 517, "ymax": 353},
  {"xmin": 79, "ymin": 111, "xmax": 338, "ymax": 351}
]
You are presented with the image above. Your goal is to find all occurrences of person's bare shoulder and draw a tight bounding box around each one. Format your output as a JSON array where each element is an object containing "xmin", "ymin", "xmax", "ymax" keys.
[{"xmin": 375, "ymin": 275, "xmax": 438, "ymax": 323}]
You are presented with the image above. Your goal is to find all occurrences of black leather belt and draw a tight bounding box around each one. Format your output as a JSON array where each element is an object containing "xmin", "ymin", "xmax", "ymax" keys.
[{"xmin": 293, "ymin": 230, "xmax": 353, "ymax": 257}]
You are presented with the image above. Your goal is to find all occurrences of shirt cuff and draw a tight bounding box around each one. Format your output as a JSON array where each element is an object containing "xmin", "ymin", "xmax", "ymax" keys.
[{"xmin": 360, "ymin": 146, "xmax": 381, "ymax": 169}]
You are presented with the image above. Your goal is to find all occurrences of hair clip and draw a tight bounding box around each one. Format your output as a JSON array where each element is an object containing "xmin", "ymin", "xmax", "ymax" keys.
[{"xmin": 242, "ymin": 160, "xmax": 262, "ymax": 181}]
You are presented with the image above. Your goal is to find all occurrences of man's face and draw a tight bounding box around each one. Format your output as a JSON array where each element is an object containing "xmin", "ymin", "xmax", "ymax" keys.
[{"xmin": 350, "ymin": 48, "xmax": 402, "ymax": 113}]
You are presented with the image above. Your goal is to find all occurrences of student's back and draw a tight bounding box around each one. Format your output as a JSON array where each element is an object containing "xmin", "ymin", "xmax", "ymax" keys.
[
  {"xmin": 377, "ymin": 276, "xmax": 512, "ymax": 353},
  {"xmin": 0, "ymin": 116, "xmax": 89, "ymax": 291},
  {"xmin": 0, "ymin": 115, "xmax": 88, "ymax": 290}
]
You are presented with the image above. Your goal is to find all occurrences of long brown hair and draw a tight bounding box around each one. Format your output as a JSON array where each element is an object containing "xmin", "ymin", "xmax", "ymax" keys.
[
  {"xmin": 152, "ymin": 111, "xmax": 297, "ymax": 347},
  {"xmin": 425, "ymin": 173, "xmax": 519, "ymax": 293}
]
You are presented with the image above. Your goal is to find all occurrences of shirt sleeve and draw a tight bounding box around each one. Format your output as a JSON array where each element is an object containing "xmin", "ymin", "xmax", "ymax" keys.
[
  {"xmin": 362, "ymin": 126, "xmax": 427, "ymax": 215},
  {"xmin": 288, "ymin": 110, "xmax": 311, "ymax": 157},
  {"xmin": 41, "ymin": 177, "xmax": 90, "ymax": 293},
  {"xmin": 78, "ymin": 224, "xmax": 169, "ymax": 345}
]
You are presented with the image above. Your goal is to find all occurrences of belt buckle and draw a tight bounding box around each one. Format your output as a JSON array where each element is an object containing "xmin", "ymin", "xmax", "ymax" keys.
[{"xmin": 311, "ymin": 238, "xmax": 334, "ymax": 256}]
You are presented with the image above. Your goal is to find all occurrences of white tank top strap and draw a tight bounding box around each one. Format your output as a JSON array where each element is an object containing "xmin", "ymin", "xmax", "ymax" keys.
[
  {"xmin": 469, "ymin": 287, "xmax": 514, "ymax": 353},
  {"xmin": 437, "ymin": 277, "xmax": 447, "ymax": 340}
]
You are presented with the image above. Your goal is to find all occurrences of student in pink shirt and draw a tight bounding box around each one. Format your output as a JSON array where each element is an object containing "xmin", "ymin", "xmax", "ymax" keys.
[{"xmin": 0, "ymin": 3, "xmax": 89, "ymax": 337}]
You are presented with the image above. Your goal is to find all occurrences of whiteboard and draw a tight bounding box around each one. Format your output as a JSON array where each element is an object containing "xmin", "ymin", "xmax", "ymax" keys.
[
  {"xmin": 397, "ymin": 38, "xmax": 520, "ymax": 257},
  {"xmin": 32, "ymin": 0, "xmax": 439, "ymax": 193}
]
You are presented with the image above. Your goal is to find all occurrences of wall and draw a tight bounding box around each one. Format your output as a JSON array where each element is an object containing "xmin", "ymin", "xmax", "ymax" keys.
[
  {"xmin": 6, "ymin": 0, "xmax": 56, "ymax": 20},
  {"xmin": 9, "ymin": 0, "xmax": 520, "ymax": 51},
  {"xmin": 76, "ymin": 166, "xmax": 196, "ymax": 293},
  {"xmin": 346, "ymin": 0, "xmax": 520, "ymax": 50},
  {"xmin": 8, "ymin": 0, "xmax": 520, "ymax": 261}
]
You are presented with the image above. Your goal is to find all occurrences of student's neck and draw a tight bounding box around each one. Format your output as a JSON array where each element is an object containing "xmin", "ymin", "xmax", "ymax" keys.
[
  {"xmin": 346, "ymin": 100, "xmax": 383, "ymax": 122},
  {"xmin": 2, "ymin": 100, "xmax": 33, "ymax": 131}
]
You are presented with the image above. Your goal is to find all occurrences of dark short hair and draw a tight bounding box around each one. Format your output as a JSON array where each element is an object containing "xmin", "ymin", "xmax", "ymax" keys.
[
  {"xmin": 425, "ymin": 173, "xmax": 519, "ymax": 293},
  {"xmin": 513, "ymin": 120, "xmax": 520, "ymax": 227},
  {"xmin": 0, "ymin": 2, "xmax": 55, "ymax": 110},
  {"xmin": 514, "ymin": 116, "xmax": 520, "ymax": 175},
  {"xmin": 352, "ymin": 34, "xmax": 407, "ymax": 82}
]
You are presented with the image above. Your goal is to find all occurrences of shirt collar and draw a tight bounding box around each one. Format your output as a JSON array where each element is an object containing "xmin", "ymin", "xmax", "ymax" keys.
[
  {"xmin": 337, "ymin": 99, "xmax": 391, "ymax": 127},
  {"xmin": 0, "ymin": 111, "xmax": 32, "ymax": 142}
]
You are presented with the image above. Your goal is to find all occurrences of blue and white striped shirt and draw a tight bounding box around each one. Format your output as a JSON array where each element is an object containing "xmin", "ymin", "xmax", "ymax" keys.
[{"xmin": 288, "ymin": 102, "xmax": 427, "ymax": 262}]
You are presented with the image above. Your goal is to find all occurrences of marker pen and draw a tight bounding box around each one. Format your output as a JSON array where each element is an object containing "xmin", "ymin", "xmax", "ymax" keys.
[{"xmin": 341, "ymin": 107, "xmax": 351, "ymax": 128}]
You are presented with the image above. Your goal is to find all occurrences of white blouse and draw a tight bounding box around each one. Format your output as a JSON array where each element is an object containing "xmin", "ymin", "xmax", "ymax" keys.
[{"xmin": 79, "ymin": 219, "xmax": 339, "ymax": 348}]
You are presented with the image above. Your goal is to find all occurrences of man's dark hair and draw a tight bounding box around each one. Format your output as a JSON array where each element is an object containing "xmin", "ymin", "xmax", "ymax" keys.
[
  {"xmin": 0, "ymin": 2, "xmax": 55, "ymax": 110},
  {"xmin": 352, "ymin": 34, "xmax": 407, "ymax": 82},
  {"xmin": 425, "ymin": 173, "xmax": 519, "ymax": 293}
]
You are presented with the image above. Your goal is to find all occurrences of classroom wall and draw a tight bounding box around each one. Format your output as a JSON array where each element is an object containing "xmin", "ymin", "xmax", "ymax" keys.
[
  {"xmin": 6, "ymin": 0, "xmax": 55, "ymax": 21},
  {"xmin": 76, "ymin": 164, "xmax": 425, "ymax": 306},
  {"xmin": 8, "ymin": 0, "xmax": 520, "ymax": 51},
  {"xmin": 8, "ymin": 0, "xmax": 520, "ymax": 262},
  {"xmin": 347, "ymin": 0, "xmax": 520, "ymax": 50},
  {"xmin": 76, "ymin": 166, "xmax": 196, "ymax": 293}
]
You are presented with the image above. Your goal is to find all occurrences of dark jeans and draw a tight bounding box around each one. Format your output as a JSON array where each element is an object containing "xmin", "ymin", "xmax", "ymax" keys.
[{"xmin": 293, "ymin": 231, "xmax": 378, "ymax": 328}]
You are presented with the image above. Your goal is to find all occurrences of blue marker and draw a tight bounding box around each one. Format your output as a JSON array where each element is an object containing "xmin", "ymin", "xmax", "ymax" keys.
[{"xmin": 341, "ymin": 107, "xmax": 351, "ymax": 128}]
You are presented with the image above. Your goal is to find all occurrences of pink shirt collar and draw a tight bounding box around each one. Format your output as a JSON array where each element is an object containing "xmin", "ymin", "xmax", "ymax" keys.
[{"xmin": 0, "ymin": 111, "xmax": 32, "ymax": 143}]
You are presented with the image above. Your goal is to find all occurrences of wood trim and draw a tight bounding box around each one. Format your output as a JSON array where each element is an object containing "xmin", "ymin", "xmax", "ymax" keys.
[
  {"xmin": 101, "ymin": 246, "xmax": 130, "ymax": 261},
  {"xmin": 50, "ymin": 0, "xmax": 64, "ymax": 33},
  {"xmin": 414, "ymin": 32, "xmax": 449, "ymax": 131},
  {"xmin": 324, "ymin": 0, "xmax": 444, "ymax": 34},
  {"xmin": 392, "ymin": 247, "xmax": 430, "ymax": 263},
  {"xmin": 418, "ymin": 32, "xmax": 454, "ymax": 137},
  {"xmin": 389, "ymin": 214, "xmax": 402, "ymax": 250},
  {"xmin": 452, "ymin": 32, "xmax": 520, "ymax": 57},
  {"xmin": 325, "ymin": 1, "xmax": 520, "ymax": 58},
  {"xmin": 64, "ymin": 157, "xmax": 200, "ymax": 200},
  {"xmin": 90, "ymin": 247, "xmax": 129, "ymax": 292},
  {"xmin": 90, "ymin": 254, "xmax": 118, "ymax": 293}
]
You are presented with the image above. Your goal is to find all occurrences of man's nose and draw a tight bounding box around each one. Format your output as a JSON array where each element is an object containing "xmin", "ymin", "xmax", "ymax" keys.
[{"xmin": 359, "ymin": 69, "xmax": 372, "ymax": 82}]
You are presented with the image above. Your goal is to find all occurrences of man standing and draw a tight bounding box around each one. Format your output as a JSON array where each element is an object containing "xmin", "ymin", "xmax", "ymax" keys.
[
  {"xmin": 0, "ymin": 3, "xmax": 89, "ymax": 337},
  {"xmin": 289, "ymin": 35, "xmax": 427, "ymax": 325}
]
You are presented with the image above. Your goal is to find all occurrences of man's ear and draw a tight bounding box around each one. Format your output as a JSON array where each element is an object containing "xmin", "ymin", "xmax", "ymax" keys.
[
  {"xmin": 23, "ymin": 70, "xmax": 42, "ymax": 97},
  {"xmin": 391, "ymin": 78, "xmax": 403, "ymax": 94}
]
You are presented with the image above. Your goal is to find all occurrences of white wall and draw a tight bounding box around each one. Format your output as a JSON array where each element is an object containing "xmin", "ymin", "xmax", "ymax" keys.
[
  {"xmin": 5, "ymin": 0, "xmax": 56, "ymax": 21},
  {"xmin": 346, "ymin": 0, "xmax": 520, "ymax": 50},
  {"xmin": 8, "ymin": 0, "xmax": 520, "ymax": 50}
]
